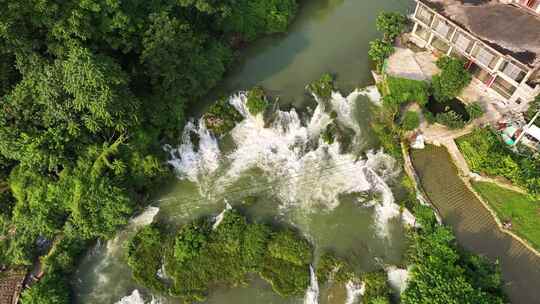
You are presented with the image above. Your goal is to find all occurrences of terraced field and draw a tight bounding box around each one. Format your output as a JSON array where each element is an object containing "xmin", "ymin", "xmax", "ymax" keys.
[{"xmin": 411, "ymin": 145, "xmax": 540, "ymax": 304}]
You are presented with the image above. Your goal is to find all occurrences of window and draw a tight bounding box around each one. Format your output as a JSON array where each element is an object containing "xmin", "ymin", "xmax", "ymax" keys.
[
  {"xmin": 432, "ymin": 18, "xmax": 454, "ymax": 40},
  {"xmin": 416, "ymin": 6, "xmax": 434, "ymax": 25},
  {"xmin": 499, "ymin": 61, "xmax": 526, "ymax": 83},
  {"xmin": 473, "ymin": 45, "xmax": 499, "ymax": 69},
  {"xmin": 414, "ymin": 24, "xmax": 431, "ymax": 41},
  {"xmin": 452, "ymin": 32, "xmax": 473, "ymax": 54}
]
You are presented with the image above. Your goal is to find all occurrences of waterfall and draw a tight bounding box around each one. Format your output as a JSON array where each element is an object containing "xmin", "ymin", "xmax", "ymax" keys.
[
  {"xmin": 304, "ymin": 266, "xmax": 319, "ymax": 304},
  {"xmin": 166, "ymin": 119, "xmax": 220, "ymax": 184},
  {"xmin": 167, "ymin": 90, "xmax": 403, "ymax": 236},
  {"xmin": 345, "ymin": 280, "xmax": 365, "ymax": 304},
  {"xmin": 387, "ymin": 266, "xmax": 410, "ymax": 295},
  {"xmin": 212, "ymin": 202, "xmax": 233, "ymax": 230},
  {"xmin": 115, "ymin": 290, "xmax": 163, "ymax": 304},
  {"xmin": 358, "ymin": 86, "xmax": 382, "ymax": 105}
]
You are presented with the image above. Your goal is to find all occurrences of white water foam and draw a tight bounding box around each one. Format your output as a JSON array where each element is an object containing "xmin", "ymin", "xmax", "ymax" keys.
[
  {"xmin": 167, "ymin": 119, "xmax": 220, "ymax": 184},
  {"xmin": 345, "ymin": 280, "xmax": 365, "ymax": 304},
  {"xmin": 304, "ymin": 266, "xmax": 319, "ymax": 304},
  {"xmin": 387, "ymin": 266, "xmax": 410, "ymax": 295},
  {"xmin": 212, "ymin": 202, "xmax": 233, "ymax": 230},
  {"xmin": 169, "ymin": 91, "xmax": 402, "ymax": 236},
  {"xmin": 115, "ymin": 289, "xmax": 163, "ymax": 304},
  {"xmin": 358, "ymin": 86, "xmax": 382, "ymax": 105}
]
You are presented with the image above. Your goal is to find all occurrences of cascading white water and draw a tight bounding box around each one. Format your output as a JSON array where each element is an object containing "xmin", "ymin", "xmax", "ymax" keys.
[
  {"xmin": 77, "ymin": 207, "xmax": 160, "ymax": 303},
  {"xmin": 166, "ymin": 119, "xmax": 220, "ymax": 184},
  {"xmin": 168, "ymin": 90, "xmax": 404, "ymax": 237},
  {"xmin": 115, "ymin": 289, "xmax": 163, "ymax": 304},
  {"xmin": 304, "ymin": 266, "xmax": 319, "ymax": 304},
  {"xmin": 212, "ymin": 202, "xmax": 232, "ymax": 230},
  {"xmin": 345, "ymin": 280, "xmax": 365, "ymax": 304},
  {"xmin": 358, "ymin": 85, "xmax": 382, "ymax": 106},
  {"xmin": 387, "ymin": 266, "xmax": 410, "ymax": 295}
]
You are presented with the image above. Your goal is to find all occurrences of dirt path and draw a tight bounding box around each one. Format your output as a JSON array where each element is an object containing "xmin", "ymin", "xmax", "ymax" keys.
[{"xmin": 411, "ymin": 145, "xmax": 540, "ymax": 304}]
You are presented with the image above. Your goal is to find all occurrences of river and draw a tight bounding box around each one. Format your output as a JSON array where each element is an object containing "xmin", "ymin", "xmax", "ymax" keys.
[{"xmin": 73, "ymin": 1, "xmax": 412, "ymax": 303}]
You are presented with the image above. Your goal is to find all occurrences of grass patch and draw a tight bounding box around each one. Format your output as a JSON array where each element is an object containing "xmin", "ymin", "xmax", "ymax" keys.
[{"xmin": 472, "ymin": 182, "xmax": 540, "ymax": 251}]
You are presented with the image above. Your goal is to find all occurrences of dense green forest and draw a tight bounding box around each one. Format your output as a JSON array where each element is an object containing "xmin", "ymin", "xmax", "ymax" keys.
[{"xmin": 0, "ymin": 0, "xmax": 297, "ymax": 302}]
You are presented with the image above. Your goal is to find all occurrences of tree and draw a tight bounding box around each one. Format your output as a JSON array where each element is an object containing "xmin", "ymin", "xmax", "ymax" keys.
[
  {"xmin": 224, "ymin": 0, "xmax": 298, "ymax": 41},
  {"xmin": 376, "ymin": 12, "xmax": 407, "ymax": 41},
  {"xmin": 432, "ymin": 56, "xmax": 472, "ymax": 103}
]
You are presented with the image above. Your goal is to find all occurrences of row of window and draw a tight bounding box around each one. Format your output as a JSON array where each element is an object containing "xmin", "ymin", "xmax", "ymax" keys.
[{"xmin": 414, "ymin": 5, "xmax": 528, "ymax": 83}]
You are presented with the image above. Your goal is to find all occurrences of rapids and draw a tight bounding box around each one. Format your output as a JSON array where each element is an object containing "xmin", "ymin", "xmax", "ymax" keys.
[{"xmin": 168, "ymin": 91, "xmax": 405, "ymax": 237}]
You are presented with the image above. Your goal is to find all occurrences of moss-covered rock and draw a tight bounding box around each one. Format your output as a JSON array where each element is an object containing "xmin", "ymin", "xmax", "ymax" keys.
[
  {"xmin": 307, "ymin": 73, "xmax": 335, "ymax": 100},
  {"xmin": 127, "ymin": 210, "xmax": 313, "ymax": 302},
  {"xmin": 203, "ymin": 98, "xmax": 243, "ymax": 136},
  {"xmin": 246, "ymin": 87, "xmax": 268, "ymax": 116}
]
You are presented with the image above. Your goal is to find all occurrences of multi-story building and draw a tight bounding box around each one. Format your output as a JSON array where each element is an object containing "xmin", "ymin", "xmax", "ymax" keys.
[
  {"xmin": 408, "ymin": 0, "xmax": 540, "ymax": 109},
  {"xmin": 508, "ymin": 0, "xmax": 540, "ymax": 14}
]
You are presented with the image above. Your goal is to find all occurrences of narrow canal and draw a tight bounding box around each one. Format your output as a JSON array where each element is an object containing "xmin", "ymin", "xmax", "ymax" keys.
[{"xmin": 411, "ymin": 144, "xmax": 540, "ymax": 304}]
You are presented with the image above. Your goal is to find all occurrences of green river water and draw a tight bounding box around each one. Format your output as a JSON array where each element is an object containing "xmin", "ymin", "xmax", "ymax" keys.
[{"xmin": 73, "ymin": 1, "xmax": 414, "ymax": 303}]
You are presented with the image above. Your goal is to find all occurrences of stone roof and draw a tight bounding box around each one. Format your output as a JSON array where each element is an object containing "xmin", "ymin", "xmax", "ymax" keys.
[{"xmin": 418, "ymin": 0, "xmax": 540, "ymax": 67}]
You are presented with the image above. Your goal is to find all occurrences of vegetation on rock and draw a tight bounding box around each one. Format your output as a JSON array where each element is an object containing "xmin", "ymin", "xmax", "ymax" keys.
[
  {"xmin": 127, "ymin": 210, "xmax": 312, "ymax": 302},
  {"xmin": 307, "ymin": 73, "xmax": 335, "ymax": 100},
  {"xmin": 203, "ymin": 98, "xmax": 243, "ymax": 136},
  {"xmin": 246, "ymin": 87, "xmax": 269, "ymax": 116}
]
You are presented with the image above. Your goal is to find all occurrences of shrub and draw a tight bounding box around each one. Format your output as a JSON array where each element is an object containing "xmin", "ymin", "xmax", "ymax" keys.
[
  {"xmin": 172, "ymin": 222, "xmax": 208, "ymax": 264},
  {"xmin": 363, "ymin": 271, "xmax": 392, "ymax": 304},
  {"xmin": 307, "ymin": 73, "xmax": 335, "ymax": 100},
  {"xmin": 246, "ymin": 87, "xmax": 268, "ymax": 115},
  {"xmin": 386, "ymin": 76, "xmax": 429, "ymax": 106},
  {"xmin": 401, "ymin": 111, "xmax": 420, "ymax": 131},
  {"xmin": 316, "ymin": 252, "xmax": 354, "ymax": 285},
  {"xmin": 423, "ymin": 110, "xmax": 436, "ymax": 124},
  {"xmin": 268, "ymin": 229, "xmax": 312, "ymax": 266},
  {"xmin": 466, "ymin": 102, "xmax": 484, "ymax": 121},
  {"xmin": 369, "ymin": 39, "xmax": 394, "ymax": 73},
  {"xmin": 20, "ymin": 273, "xmax": 70, "ymax": 304},
  {"xmin": 432, "ymin": 56, "xmax": 472, "ymax": 103},
  {"xmin": 126, "ymin": 225, "xmax": 167, "ymax": 292},
  {"xmin": 260, "ymin": 255, "xmax": 310, "ymax": 296},
  {"xmin": 376, "ymin": 12, "xmax": 407, "ymax": 41},
  {"xmin": 436, "ymin": 111, "xmax": 466, "ymax": 129},
  {"xmin": 456, "ymin": 129, "xmax": 540, "ymax": 195}
]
